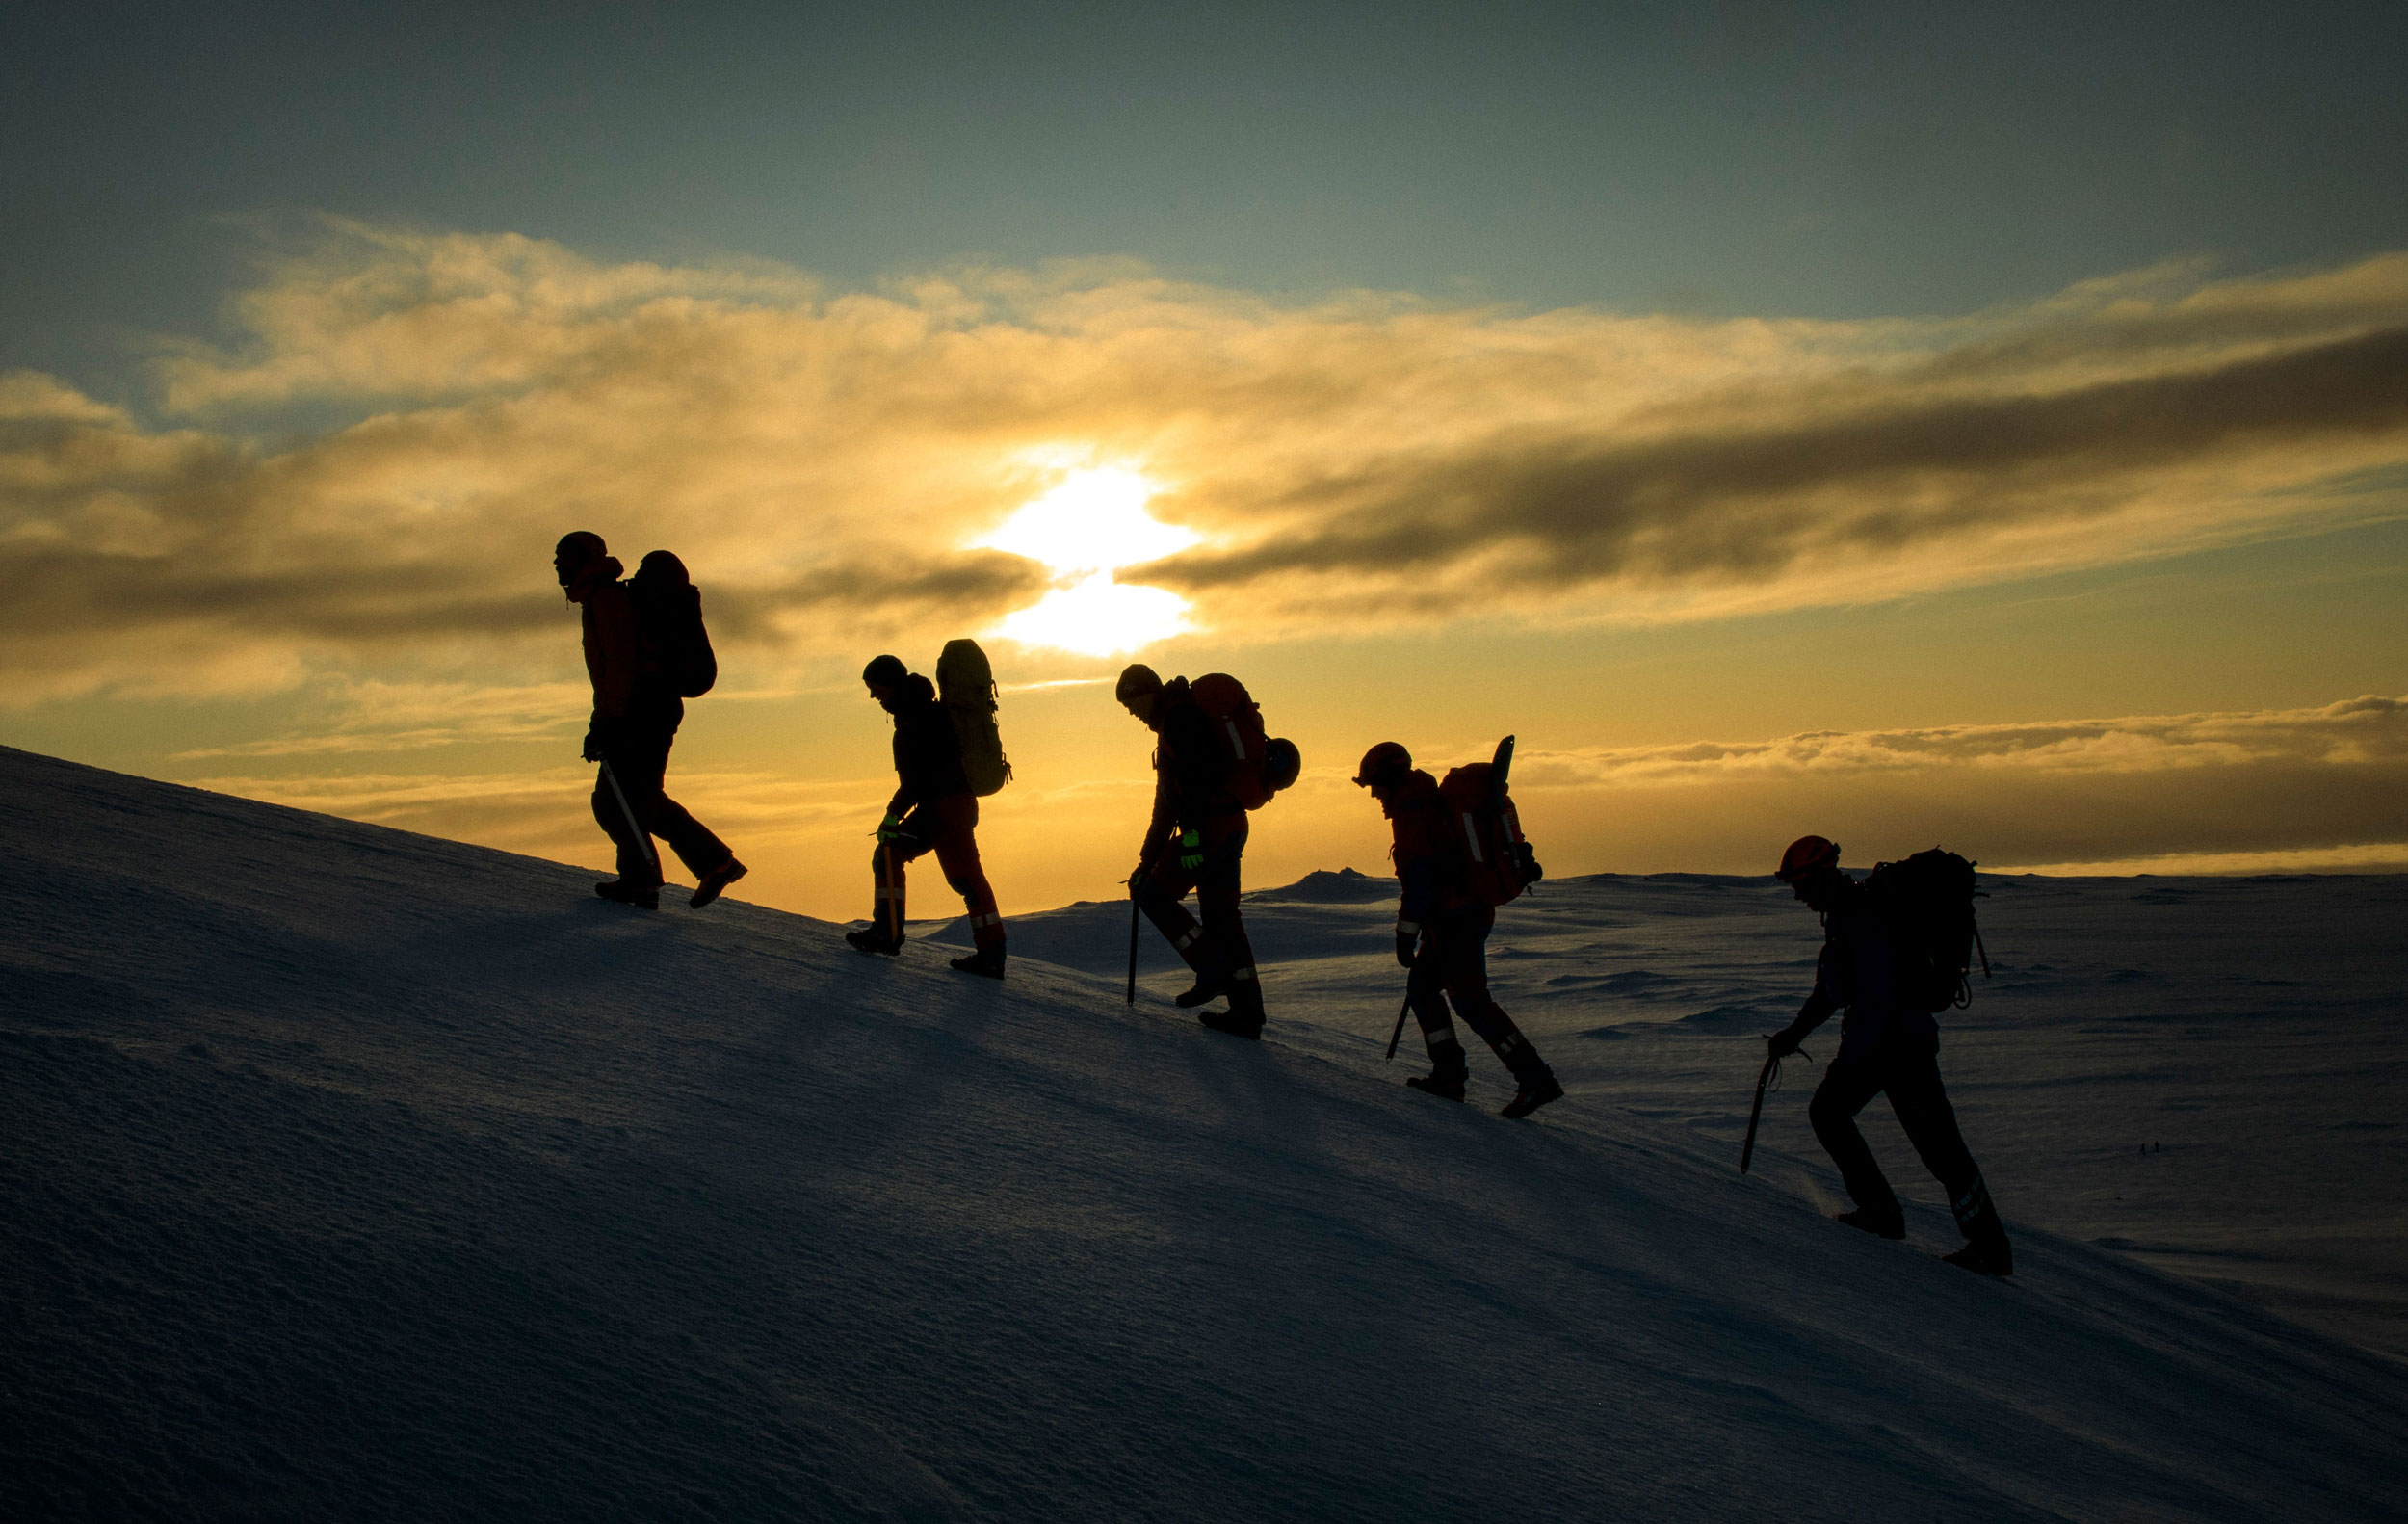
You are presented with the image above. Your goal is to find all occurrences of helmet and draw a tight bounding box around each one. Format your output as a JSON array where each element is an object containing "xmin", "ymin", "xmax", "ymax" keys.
[
  {"xmin": 1114, "ymin": 664, "xmax": 1163, "ymax": 703},
  {"xmin": 555, "ymin": 530, "xmax": 607, "ymax": 562},
  {"xmin": 1775, "ymin": 834, "xmax": 1842, "ymax": 882},
  {"xmin": 861, "ymin": 653, "xmax": 908, "ymax": 688},
  {"xmin": 1351, "ymin": 741, "xmax": 1412, "ymax": 788}
]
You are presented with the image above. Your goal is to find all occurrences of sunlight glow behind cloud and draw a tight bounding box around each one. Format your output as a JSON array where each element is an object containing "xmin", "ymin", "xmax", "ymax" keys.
[
  {"xmin": 978, "ymin": 466, "xmax": 1199, "ymax": 655},
  {"xmin": 988, "ymin": 573, "xmax": 1192, "ymax": 657},
  {"xmin": 979, "ymin": 467, "xmax": 1195, "ymax": 574}
]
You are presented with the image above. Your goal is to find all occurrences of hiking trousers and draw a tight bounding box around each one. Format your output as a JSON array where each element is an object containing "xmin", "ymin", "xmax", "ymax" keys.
[
  {"xmin": 1139, "ymin": 811, "xmax": 1260, "ymax": 1014},
  {"xmin": 1809, "ymin": 1039, "xmax": 2006, "ymax": 1247},
  {"xmin": 1407, "ymin": 906, "xmax": 1553, "ymax": 1085},
  {"xmin": 592, "ymin": 723, "xmax": 732, "ymax": 890},
  {"xmin": 873, "ymin": 793, "xmax": 1004, "ymax": 951}
]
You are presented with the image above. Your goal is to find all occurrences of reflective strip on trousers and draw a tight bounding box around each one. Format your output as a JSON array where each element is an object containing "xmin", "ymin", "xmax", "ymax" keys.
[{"xmin": 1952, "ymin": 1178, "xmax": 1993, "ymax": 1227}]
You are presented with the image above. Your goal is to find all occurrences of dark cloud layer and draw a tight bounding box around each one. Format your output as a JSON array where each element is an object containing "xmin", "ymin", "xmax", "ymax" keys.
[{"xmin": 1139, "ymin": 324, "xmax": 2408, "ymax": 595}]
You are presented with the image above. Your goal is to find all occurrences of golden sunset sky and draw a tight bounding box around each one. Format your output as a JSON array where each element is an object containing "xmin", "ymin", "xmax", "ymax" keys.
[{"xmin": 4, "ymin": 5, "xmax": 2404, "ymax": 919}]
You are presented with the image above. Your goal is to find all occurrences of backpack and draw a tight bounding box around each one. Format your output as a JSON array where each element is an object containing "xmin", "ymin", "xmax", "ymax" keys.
[
  {"xmin": 1862, "ymin": 848, "xmax": 1989, "ymax": 1013},
  {"xmin": 1188, "ymin": 672, "xmax": 1298, "ymax": 811},
  {"xmin": 1435, "ymin": 760, "xmax": 1543, "ymax": 907},
  {"xmin": 935, "ymin": 638, "xmax": 1011, "ymax": 797},
  {"xmin": 629, "ymin": 550, "xmax": 717, "ymax": 698}
]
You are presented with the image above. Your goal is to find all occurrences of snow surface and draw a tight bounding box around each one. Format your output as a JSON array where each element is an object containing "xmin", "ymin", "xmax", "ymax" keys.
[
  {"xmin": 4, "ymin": 744, "xmax": 2405, "ymax": 1521},
  {"xmin": 933, "ymin": 866, "xmax": 2408, "ymax": 1363}
]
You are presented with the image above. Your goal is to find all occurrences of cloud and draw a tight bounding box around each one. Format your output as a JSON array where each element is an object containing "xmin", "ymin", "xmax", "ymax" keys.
[
  {"xmin": 1136, "ymin": 326, "xmax": 2408, "ymax": 616},
  {"xmin": 1993, "ymin": 842, "xmax": 2408, "ymax": 877},
  {"xmin": 4, "ymin": 223, "xmax": 2406, "ymax": 700},
  {"xmin": 1515, "ymin": 694, "xmax": 2408, "ymax": 786},
  {"xmin": 1506, "ymin": 696, "xmax": 2408, "ymax": 880},
  {"xmin": 165, "ymin": 678, "xmax": 591, "ymax": 759}
]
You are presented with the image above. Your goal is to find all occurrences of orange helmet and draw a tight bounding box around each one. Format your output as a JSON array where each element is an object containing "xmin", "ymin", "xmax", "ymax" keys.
[
  {"xmin": 1775, "ymin": 834, "xmax": 1841, "ymax": 881},
  {"xmin": 1351, "ymin": 741, "xmax": 1412, "ymax": 788}
]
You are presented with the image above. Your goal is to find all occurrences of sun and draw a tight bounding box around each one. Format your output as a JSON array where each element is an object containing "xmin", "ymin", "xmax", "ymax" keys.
[{"xmin": 977, "ymin": 467, "xmax": 1201, "ymax": 656}]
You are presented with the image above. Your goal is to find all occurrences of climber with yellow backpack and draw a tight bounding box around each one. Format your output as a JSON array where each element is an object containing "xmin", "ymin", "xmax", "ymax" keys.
[{"xmin": 847, "ymin": 643, "xmax": 1012, "ymax": 978}]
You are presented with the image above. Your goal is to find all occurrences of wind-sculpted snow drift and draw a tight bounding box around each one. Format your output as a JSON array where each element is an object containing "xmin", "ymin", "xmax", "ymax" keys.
[{"xmin": 2, "ymin": 746, "xmax": 2402, "ymax": 1521}]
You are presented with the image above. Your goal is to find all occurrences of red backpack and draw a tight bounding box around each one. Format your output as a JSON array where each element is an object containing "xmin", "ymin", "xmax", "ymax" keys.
[
  {"xmin": 1188, "ymin": 672, "xmax": 1289, "ymax": 810},
  {"xmin": 1436, "ymin": 760, "xmax": 1541, "ymax": 907}
]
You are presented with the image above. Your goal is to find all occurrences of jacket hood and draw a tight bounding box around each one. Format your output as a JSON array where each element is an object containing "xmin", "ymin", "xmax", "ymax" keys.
[
  {"xmin": 565, "ymin": 554, "xmax": 625, "ymax": 604},
  {"xmin": 880, "ymin": 673, "xmax": 936, "ymax": 715},
  {"xmin": 1381, "ymin": 769, "xmax": 1440, "ymax": 819}
]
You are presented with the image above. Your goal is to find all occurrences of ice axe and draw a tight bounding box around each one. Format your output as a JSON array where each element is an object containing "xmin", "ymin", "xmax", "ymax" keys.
[
  {"xmin": 1739, "ymin": 1038, "xmax": 1810, "ymax": 1173},
  {"xmin": 1126, "ymin": 846, "xmax": 1154, "ymax": 1006},
  {"xmin": 597, "ymin": 757, "xmax": 659, "ymax": 877}
]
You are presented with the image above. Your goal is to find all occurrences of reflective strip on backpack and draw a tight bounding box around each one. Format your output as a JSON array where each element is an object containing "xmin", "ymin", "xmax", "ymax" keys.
[
  {"xmin": 1224, "ymin": 720, "xmax": 1247, "ymax": 759},
  {"xmin": 1461, "ymin": 813, "xmax": 1484, "ymax": 863}
]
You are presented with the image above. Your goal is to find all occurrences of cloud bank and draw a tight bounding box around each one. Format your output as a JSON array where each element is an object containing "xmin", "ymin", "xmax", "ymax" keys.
[
  {"xmin": 1514, "ymin": 695, "xmax": 2408, "ymax": 882},
  {"xmin": 1518, "ymin": 694, "xmax": 2408, "ymax": 786},
  {"xmin": 4, "ymin": 224, "xmax": 2406, "ymax": 699}
]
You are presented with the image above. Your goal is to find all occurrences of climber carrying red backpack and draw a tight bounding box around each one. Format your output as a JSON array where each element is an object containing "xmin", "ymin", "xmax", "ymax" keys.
[
  {"xmin": 1356, "ymin": 736, "xmax": 1561, "ymax": 1118},
  {"xmin": 1115, "ymin": 664, "xmax": 1299, "ymax": 1039}
]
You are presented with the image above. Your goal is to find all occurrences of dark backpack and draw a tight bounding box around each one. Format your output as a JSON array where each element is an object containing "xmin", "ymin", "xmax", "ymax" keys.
[
  {"xmin": 935, "ymin": 637, "xmax": 1011, "ymax": 798},
  {"xmin": 1434, "ymin": 761, "xmax": 1542, "ymax": 907},
  {"xmin": 1188, "ymin": 672, "xmax": 1297, "ymax": 811},
  {"xmin": 1862, "ymin": 848, "xmax": 1988, "ymax": 1013},
  {"xmin": 629, "ymin": 550, "xmax": 718, "ymax": 698}
]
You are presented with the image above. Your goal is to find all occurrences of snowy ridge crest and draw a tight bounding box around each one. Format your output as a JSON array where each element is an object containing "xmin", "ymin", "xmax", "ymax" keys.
[{"xmin": 1, "ymin": 745, "xmax": 2403, "ymax": 1521}]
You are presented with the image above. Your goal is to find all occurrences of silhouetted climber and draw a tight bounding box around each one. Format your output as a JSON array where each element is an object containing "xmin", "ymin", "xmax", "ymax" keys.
[
  {"xmin": 846, "ymin": 654, "xmax": 1008, "ymax": 977},
  {"xmin": 1117, "ymin": 663, "xmax": 1265, "ymax": 1038},
  {"xmin": 554, "ymin": 532, "xmax": 745, "ymax": 911},
  {"xmin": 1354, "ymin": 743, "xmax": 1563, "ymax": 1118},
  {"xmin": 1769, "ymin": 835, "xmax": 2012, "ymax": 1275}
]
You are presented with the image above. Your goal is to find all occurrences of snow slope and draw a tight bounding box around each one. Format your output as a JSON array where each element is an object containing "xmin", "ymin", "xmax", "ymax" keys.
[
  {"xmin": 4, "ymin": 746, "xmax": 2404, "ymax": 1522},
  {"xmin": 934, "ymin": 866, "xmax": 2408, "ymax": 1361}
]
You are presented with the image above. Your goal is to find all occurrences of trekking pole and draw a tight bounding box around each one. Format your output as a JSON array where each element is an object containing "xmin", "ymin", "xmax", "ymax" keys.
[
  {"xmin": 1126, "ymin": 849, "xmax": 1151, "ymax": 1006},
  {"xmin": 1739, "ymin": 1039, "xmax": 1809, "ymax": 1173},
  {"xmin": 1385, "ymin": 923, "xmax": 1426, "ymax": 1060},
  {"xmin": 597, "ymin": 758, "xmax": 660, "ymax": 876}
]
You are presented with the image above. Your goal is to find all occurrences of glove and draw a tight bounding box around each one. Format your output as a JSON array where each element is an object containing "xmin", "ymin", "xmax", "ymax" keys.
[
  {"xmin": 876, "ymin": 811, "xmax": 907, "ymax": 843},
  {"xmin": 1767, "ymin": 1024, "xmax": 1807, "ymax": 1060},
  {"xmin": 582, "ymin": 715, "xmax": 623, "ymax": 763},
  {"xmin": 1394, "ymin": 929, "xmax": 1419, "ymax": 968},
  {"xmin": 1177, "ymin": 828, "xmax": 1203, "ymax": 872}
]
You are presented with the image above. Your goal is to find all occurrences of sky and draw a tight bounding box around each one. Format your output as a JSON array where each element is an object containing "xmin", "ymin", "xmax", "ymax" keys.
[{"xmin": 3, "ymin": 1, "xmax": 2404, "ymax": 919}]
